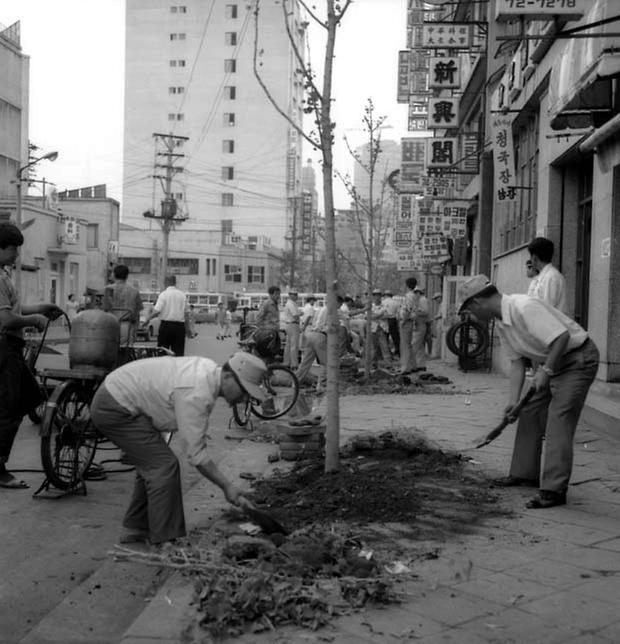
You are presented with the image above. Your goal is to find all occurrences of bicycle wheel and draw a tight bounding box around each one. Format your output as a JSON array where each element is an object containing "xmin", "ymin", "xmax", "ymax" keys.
[
  {"xmin": 251, "ymin": 365, "xmax": 299, "ymax": 420},
  {"xmin": 40, "ymin": 381, "xmax": 99, "ymax": 490}
]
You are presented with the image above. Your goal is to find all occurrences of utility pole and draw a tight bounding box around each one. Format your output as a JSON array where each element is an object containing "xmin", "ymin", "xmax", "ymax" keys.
[
  {"xmin": 289, "ymin": 196, "xmax": 298, "ymax": 289},
  {"xmin": 144, "ymin": 132, "xmax": 188, "ymax": 287}
]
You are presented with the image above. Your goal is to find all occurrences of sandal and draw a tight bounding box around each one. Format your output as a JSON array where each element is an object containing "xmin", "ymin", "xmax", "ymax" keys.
[{"xmin": 0, "ymin": 477, "xmax": 29, "ymax": 489}]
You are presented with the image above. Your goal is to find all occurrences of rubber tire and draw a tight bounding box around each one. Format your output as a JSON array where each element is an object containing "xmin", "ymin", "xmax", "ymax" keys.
[
  {"xmin": 251, "ymin": 365, "xmax": 300, "ymax": 420},
  {"xmin": 445, "ymin": 320, "xmax": 489, "ymax": 359},
  {"xmin": 40, "ymin": 381, "xmax": 98, "ymax": 490}
]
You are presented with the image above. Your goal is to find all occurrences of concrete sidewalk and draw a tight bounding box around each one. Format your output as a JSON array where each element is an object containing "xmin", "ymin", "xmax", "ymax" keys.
[{"xmin": 121, "ymin": 362, "xmax": 620, "ymax": 644}]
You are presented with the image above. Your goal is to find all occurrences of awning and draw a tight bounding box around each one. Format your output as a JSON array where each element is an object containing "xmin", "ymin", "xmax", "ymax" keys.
[{"xmin": 548, "ymin": 0, "xmax": 620, "ymax": 130}]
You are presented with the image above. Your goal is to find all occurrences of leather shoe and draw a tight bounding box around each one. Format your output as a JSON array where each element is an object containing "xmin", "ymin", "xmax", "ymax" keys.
[
  {"xmin": 491, "ymin": 475, "xmax": 538, "ymax": 488},
  {"xmin": 526, "ymin": 490, "xmax": 567, "ymax": 509}
]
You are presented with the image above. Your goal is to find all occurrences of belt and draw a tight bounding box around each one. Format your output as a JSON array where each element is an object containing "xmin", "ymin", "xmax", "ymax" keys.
[
  {"xmin": 564, "ymin": 337, "xmax": 590, "ymax": 356},
  {"xmin": 160, "ymin": 319, "xmax": 185, "ymax": 324}
]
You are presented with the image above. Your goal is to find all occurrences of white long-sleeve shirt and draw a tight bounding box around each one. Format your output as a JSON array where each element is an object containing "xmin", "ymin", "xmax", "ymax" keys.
[
  {"xmin": 104, "ymin": 356, "xmax": 220, "ymax": 468},
  {"xmin": 527, "ymin": 264, "xmax": 567, "ymax": 314}
]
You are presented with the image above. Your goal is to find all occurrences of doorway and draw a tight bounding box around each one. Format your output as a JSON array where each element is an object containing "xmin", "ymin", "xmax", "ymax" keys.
[{"xmin": 575, "ymin": 160, "xmax": 593, "ymax": 328}]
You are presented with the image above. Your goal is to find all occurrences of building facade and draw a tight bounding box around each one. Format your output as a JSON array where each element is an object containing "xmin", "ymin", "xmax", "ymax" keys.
[
  {"xmin": 118, "ymin": 223, "xmax": 281, "ymax": 294},
  {"xmin": 122, "ymin": 0, "xmax": 306, "ymax": 249},
  {"xmin": 0, "ymin": 20, "xmax": 28, "ymax": 198}
]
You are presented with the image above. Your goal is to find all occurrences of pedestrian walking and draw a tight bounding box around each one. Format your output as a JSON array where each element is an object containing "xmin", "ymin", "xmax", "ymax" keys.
[
  {"xmin": 282, "ymin": 291, "xmax": 300, "ymax": 368},
  {"xmin": 187, "ymin": 305, "xmax": 197, "ymax": 338},
  {"xmin": 295, "ymin": 304, "xmax": 328, "ymax": 393},
  {"xmin": 458, "ymin": 275, "xmax": 599, "ymax": 509},
  {"xmin": 370, "ymin": 289, "xmax": 391, "ymax": 367},
  {"xmin": 430, "ymin": 292, "xmax": 443, "ymax": 359},
  {"xmin": 399, "ymin": 277, "xmax": 417, "ymax": 374},
  {"xmin": 412, "ymin": 286, "xmax": 429, "ymax": 371},
  {"xmin": 0, "ymin": 223, "xmax": 63, "ymax": 489},
  {"xmin": 216, "ymin": 302, "xmax": 227, "ymax": 340},
  {"xmin": 90, "ymin": 352, "xmax": 268, "ymax": 544},
  {"xmin": 143, "ymin": 275, "xmax": 189, "ymax": 356},
  {"xmin": 527, "ymin": 237, "xmax": 567, "ymax": 314},
  {"xmin": 103, "ymin": 264, "xmax": 143, "ymax": 348},
  {"xmin": 66, "ymin": 293, "xmax": 79, "ymax": 322},
  {"xmin": 382, "ymin": 290, "xmax": 401, "ymax": 357}
]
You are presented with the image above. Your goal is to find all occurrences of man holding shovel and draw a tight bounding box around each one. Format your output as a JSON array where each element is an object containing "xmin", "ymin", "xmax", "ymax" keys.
[
  {"xmin": 91, "ymin": 351, "xmax": 269, "ymax": 544},
  {"xmin": 458, "ymin": 275, "xmax": 598, "ymax": 509}
]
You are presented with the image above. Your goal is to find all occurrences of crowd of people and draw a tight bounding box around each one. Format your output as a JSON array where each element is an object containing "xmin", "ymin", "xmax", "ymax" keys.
[{"xmin": 0, "ymin": 218, "xmax": 600, "ymax": 544}]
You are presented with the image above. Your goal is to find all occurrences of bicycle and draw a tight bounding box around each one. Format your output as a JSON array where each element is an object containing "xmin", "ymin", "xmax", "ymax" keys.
[
  {"xmin": 37, "ymin": 309, "xmax": 172, "ymax": 492},
  {"xmin": 230, "ymin": 322, "xmax": 300, "ymax": 428}
]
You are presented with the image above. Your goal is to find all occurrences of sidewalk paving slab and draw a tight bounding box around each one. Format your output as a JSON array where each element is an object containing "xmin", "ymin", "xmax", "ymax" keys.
[{"xmin": 119, "ymin": 362, "xmax": 620, "ymax": 644}]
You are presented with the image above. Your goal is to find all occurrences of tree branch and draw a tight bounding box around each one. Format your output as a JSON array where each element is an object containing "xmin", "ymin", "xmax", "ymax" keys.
[
  {"xmin": 252, "ymin": 0, "xmax": 320, "ymax": 150},
  {"xmin": 298, "ymin": 0, "xmax": 327, "ymax": 28},
  {"xmin": 334, "ymin": 0, "xmax": 354, "ymax": 25},
  {"xmin": 281, "ymin": 0, "xmax": 323, "ymax": 102}
]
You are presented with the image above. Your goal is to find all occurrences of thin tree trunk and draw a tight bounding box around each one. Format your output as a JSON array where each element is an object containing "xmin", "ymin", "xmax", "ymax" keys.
[{"xmin": 322, "ymin": 0, "xmax": 339, "ymax": 473}]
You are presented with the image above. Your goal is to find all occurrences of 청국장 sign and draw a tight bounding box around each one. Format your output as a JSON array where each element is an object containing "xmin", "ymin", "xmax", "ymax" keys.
[{"xmin": 489, "ymin": 113, "xmax": 517, "ymax": 203}]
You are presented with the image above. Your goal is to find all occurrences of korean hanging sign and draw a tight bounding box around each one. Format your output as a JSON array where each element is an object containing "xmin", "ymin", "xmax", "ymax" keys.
[
  {"xmin": 426, "ymin": 138, "xmax": 457, "ymax": 169},
  {"xmin": 421, "ymin": 23, "xmax": 472, "ymax": 49},
  {"xmin": 490, "ymin": 113, "xmax": 517, "ymax": 203},
  {"xmin": 428, "ymin": 57, "xmax": 461, "ymax": 89},
  {"xmin": 428, "ymin": 98, "xmax": 460, "ymax": 129}
]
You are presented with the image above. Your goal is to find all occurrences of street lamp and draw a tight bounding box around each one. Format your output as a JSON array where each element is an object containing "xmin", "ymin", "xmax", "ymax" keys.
[{"xmin": 14, "ymin": 150, "xmax": 59, "ymax": 299}]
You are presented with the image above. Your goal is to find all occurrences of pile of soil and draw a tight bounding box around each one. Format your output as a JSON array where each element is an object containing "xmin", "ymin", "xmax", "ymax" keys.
[{"xmin": 249, "ymin": 430, "xmax": 505, "ymax": 538}]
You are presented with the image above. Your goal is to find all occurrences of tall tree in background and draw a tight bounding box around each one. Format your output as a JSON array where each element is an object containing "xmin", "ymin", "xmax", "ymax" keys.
[
  {"xmin": 253, "ymin": 0, "xmax": 352, "ymax": 472},
  {"xmin": 339, "ymin": 99, "xmax": 395, "ymax": 376}
]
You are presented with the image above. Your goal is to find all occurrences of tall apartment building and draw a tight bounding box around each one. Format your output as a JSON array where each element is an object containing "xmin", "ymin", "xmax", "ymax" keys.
[
  {"xmin": 123, "ymin": 0, "xmax": 306, "ymax": 249},
  {"xmin": 0, "ymin": 20, "xmax": 28, "ymax": 197}
]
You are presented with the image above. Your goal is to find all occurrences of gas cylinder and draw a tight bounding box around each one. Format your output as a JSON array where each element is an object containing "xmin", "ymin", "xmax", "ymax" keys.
[{"xmin": 69, "ymin": 309, "xmax": 120, "ymax": 370}]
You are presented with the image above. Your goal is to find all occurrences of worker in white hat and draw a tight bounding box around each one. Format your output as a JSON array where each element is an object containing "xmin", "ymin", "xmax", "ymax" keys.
[
  {"xmin": 91, "ymin": 351, "xmax": 268, "ymax": 544},
  {"xmin": 457, "ymin": 275, "xmax": 598, "ymax": 509}
]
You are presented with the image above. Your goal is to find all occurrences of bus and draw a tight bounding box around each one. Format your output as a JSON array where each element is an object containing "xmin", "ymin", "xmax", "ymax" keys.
[{"xmin": 185, "ymin": 292, "xmax": 229, "ymax": 312}]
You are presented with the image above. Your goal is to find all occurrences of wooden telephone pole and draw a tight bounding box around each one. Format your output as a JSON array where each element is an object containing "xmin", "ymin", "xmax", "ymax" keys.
[{"xmin": 145, "ymin": 132, "xmax": 189, "ymax": 286}]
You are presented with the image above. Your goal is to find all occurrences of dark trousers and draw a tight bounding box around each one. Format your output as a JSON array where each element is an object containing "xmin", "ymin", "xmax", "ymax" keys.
[
  {"xmin": 0, "ymin": 338, "xmax": 43, "ymax": 465},
  {"xmin": 158, "ymin": 320, "xmax": 186, "ymax": 357},
  {"xmin": 90, "ymin": 385, "xmax": 186, "ymax": 543},
  {"xmin": 509, "ymin": 339, "xmax": 599, "ymax": 492},
  {"xmin": 387, "ymin": 318, "xmax": 400, "ymax": 356}
]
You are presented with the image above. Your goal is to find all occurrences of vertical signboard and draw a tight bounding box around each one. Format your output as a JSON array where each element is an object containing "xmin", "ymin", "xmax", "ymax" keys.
[
  {"xmin": 489, "ymin": 113, "xmax": 517, "ymax": 203},
  {"xmin": 397, "ymin": 51, "xmax": 411, "ymax": 104}
]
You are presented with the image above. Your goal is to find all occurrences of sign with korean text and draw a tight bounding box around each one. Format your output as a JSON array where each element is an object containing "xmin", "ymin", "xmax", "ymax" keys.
[
  {"xmin": 422, "ymin": 234, "xmax": 451, "ymax": 261},
  {"xmin": 442, "ymin": 202, "xmax": 468, "ymax": 238},
  {"xmin": 301, "ymin": 191, "xmax": 313, "ymax": 255},
  {"xmin": 400, "ymin": 163, "xmax": 424, "ymax": 192},
  {"xmin": 461, "ymin": 134, "xmax": 479, "ymax": 173},
  {"xmin": 410, "ymin": 49, "xmax": 430, "ymax": 72},
  {"xmin": 421, "ymin": 175, "xmax": 455, "ymax": 197},
  {"xmin": 426, "ymin": 138, "xmax": 457, "ymax": 169},
  {"xmin": 495, "ymin": 0, "xmax": 587, "ymax": 22},
  {"xmin": 394, "ymin": 195, "xmax": 417, "ymax": 250},
  {"xmin": 397, "ymin": 50, "xmax": 410, "ymax": 104},
  {"xmin": 428, "ymin": 98, "xmax": 460, "ymax": 129},
  {"xmin": 410, "ymin": 70, "xmax": 429, "ymax": 95},
  {"xmin": 421, "ymin": 23, "xmax": 472, "ymax": 49},
  {"xmin": 429, "ymin": 57, "xmax": 461, "ymax": 89},
  {"xmin": 408, "ymin": 117, "xmax": 428, "ymax": 132},
  {"xmin": 416, "ymin": 212, "xmax": 444, "ymax": 237},
  {"xmin": 490, "ymin": 113, "xmax": 517, "ymax": 203},
  {"xmin": 402, "ymin": 138, "xmax": 426, "ymax": 164}
]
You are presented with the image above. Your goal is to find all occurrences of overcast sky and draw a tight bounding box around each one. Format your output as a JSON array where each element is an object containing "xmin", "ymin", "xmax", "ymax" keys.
[{"xmin": 2, "ymin": 0, "xmax": 409, "ymax": 211}]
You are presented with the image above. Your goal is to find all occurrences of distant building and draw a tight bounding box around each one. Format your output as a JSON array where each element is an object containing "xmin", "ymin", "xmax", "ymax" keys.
[
  {"xmin": 122, "ymin": 0, "xmax": 306, "ymax": 248},
  {"xmin": 118, "ymin": 222, "xmax": 281, "ymax": 294},
  {"xmin": 0, "ymin": 20, "xmax": 28, "ymax": 196},
  {"xmin": 353, "ymin": 140, "xmax": 401, "ymax": 207}
]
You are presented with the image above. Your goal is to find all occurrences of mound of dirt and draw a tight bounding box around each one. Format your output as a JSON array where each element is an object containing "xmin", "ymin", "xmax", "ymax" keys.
[{"xmin": 249, "ymin": 430, "xmax": 505, "ymax": 538}]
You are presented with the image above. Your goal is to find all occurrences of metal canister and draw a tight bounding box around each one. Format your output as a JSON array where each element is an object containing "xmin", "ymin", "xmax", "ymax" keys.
[{"xmin": 68, "ymin": 309, "xmax": 120, "ymax": 370}]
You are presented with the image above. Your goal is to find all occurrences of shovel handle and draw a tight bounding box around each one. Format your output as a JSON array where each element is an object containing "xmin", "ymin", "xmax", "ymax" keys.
[{"xmin": 476, "ymin": 385, "xmax": 536, "ymax": 448}]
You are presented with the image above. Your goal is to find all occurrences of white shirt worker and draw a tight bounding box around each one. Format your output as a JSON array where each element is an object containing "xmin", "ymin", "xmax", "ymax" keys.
[{"xmin": 527, "ymin": 264, "xmax": 567, "ymax": 314}]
